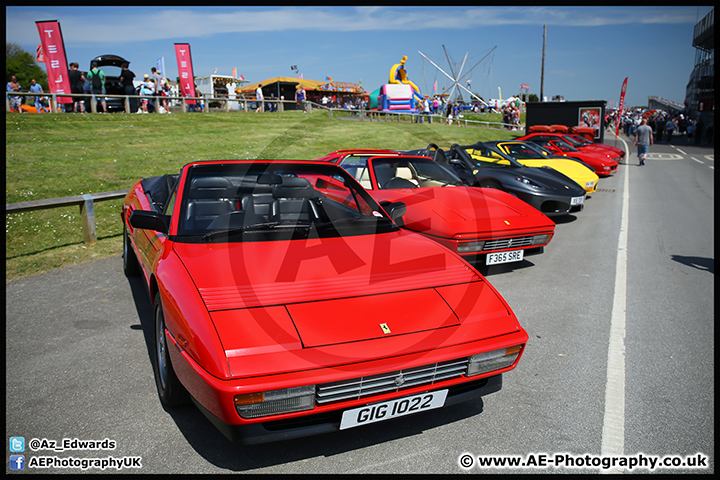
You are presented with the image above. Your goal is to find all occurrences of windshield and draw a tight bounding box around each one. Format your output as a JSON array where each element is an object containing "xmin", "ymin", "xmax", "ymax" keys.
[
  {"xmin": 343, "ymin": 156, "xmax": 463, "ymax": 189},
  {"xmin": 176, "ymin": 162, "xmax": 398, "ymax": 242},
  {"xmin": 561, "ymin": 135, "xmax": 584, "ymax": 147},
  {"xmin": 498, "ymin": 142, "xmax": 547, "ymax": 159},
  {"xmin": 550, "ymin": 138, "xmax": 578, "ymax": 152},
  {"xmin": 465, "ymin": 143, "xmax": 524, "ymax": 168},
  {"xmin": 570, "ymin": 135, "xmax": 592, "ymax": 145}
]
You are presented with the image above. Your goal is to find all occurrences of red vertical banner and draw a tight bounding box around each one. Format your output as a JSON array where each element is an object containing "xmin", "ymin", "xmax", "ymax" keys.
[
  {"xmin": 615, "ymin": 77, "xmax": 628, "ymax": 137},
  {"xmin": 174, "ymin": 43, "xmax": 196, "ymax": 105},
  {"xmin": 35, "ymin": 20, "xmax": 72, "ymax": 104}
]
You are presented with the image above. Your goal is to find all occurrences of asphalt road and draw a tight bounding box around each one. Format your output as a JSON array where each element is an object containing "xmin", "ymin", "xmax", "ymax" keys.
[{"xmin": 6, "ymin": 132, "xmax": 714, "ymax": 474}]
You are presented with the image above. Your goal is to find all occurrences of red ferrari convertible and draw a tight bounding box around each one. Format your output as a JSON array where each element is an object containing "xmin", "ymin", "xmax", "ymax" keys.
[
  {"xmin": 515, "ymin": 133, "xmax": 619, "ymax": 176},
  {"xmin": 317, "ymin": 150, "xmax": 556, "ymax": 266},
  {"xmin": 122, "ymin": 160, "xmax": 528, "ymax": 444}
]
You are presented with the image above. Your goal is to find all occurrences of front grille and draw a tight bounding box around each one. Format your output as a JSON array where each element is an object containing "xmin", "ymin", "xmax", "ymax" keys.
[
  {"xmin": 316, "ymin": 358, "xmax": 468, "ymax": 405},
  {"xmin": 483, "ymin": 236, "xmax": 535, "ymax": 251}
]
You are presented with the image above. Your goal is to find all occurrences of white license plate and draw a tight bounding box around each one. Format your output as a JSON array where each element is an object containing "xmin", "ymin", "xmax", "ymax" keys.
[
  {"xmin": 571, "ymin": 196, "xmax": 585, "ymax": 206},
  {"xmin": 486, "ymin": 249, "xmax": 524, "ymax": 265},
  {"xmin": 339, "ymin": 390, "xmax": 448, "ymax": 430}
]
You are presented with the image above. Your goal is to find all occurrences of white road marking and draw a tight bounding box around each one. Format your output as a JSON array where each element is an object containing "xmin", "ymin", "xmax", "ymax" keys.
[
  {"xmin": 645, "ymin": 153, "xmax": 683, "ymax": 161},
  {"xmin": 675, "ymin": 147, "xmax": 687, "ymax": 155},
  {"xmin": 600, "ymin": 136, "xmax": 629, "ymax": 473},
  {"xmin": 691, "ymin": 157, "xmax": 704, "ymax": 164}
]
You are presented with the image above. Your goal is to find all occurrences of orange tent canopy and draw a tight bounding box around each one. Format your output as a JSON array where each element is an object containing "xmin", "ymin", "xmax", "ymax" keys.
[{"xmin": 238, "ymin": 77, "xmax": 327, "ymax": 93}]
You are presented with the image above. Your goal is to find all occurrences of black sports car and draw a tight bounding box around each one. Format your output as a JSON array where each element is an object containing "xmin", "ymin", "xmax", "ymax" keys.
[{"xmin": 402, "ymin": 143, "xmax": 587, "ymax": 217}]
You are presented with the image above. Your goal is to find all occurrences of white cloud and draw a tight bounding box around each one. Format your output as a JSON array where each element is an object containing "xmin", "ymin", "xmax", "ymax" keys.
[{"xmin": 6, "ymin": 6, "xmax": 708, "ymax": 46}]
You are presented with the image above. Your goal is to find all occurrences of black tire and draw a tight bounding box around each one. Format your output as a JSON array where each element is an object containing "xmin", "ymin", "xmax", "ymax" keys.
[
  {"xmin": 122, "ymin": 223, "xmax": 140, "ymax": 277},
  {"xmin": 153, "ymin": 292, "xmax": 190, "ymax": 407}
]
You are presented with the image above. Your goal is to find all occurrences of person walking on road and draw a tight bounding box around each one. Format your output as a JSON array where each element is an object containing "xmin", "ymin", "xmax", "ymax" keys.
[{"xmin": 634, "ymin": 118, "xmax": 653, "ymax": 166}]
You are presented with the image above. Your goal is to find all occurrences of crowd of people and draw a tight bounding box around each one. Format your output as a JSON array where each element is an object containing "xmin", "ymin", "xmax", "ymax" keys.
[
  {"xmin": 7, "ymin": 62, "xmax": 174, "ymax": 114},
  {"xmin": 607, "ymin": 107, "xmax": 710, "ymax": 145}
]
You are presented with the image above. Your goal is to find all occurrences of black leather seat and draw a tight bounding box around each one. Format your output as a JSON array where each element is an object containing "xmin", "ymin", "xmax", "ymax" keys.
[
  {"xmin": 269, "ymin": 176, "xmax": 320, "ymax": 223},
  {"xmin": 186, "ymin": 177, "xmax": 236, "ymax": 231},
  {"xmin": 186, "ymin": 200, "xmax": 235, "ymax": 230}
]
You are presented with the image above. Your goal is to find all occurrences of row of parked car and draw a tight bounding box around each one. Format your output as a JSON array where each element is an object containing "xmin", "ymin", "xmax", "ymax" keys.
[{"xmin": 120, "ymin": 130, "xmax": 623, "ymax": 444}]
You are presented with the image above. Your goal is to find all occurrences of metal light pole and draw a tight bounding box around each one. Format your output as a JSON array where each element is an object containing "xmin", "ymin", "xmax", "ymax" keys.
[{"xmin": 540, "ymin": 25, "xmax": 546, "ymax": 102}]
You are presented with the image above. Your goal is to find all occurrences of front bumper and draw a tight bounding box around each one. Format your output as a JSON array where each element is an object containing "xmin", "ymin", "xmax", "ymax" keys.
[
  {"xmin": 195, "ymin": 374, "xmax": 502, "ymax": 445},
  {"xmin": 509, "ymin": 189, "xmax": 585, "ymax": 217}
]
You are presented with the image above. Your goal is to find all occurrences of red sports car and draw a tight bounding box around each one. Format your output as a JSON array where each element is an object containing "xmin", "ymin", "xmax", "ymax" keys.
[
  {"xmin": 122, "ymin": 159, "xmax": 528, "ymax": 444},
  {"xmin": 516, "ymin": 133, "xmax": 618, "ymax": 176},
  {"xmin": 566, "ymin": 134, "xmax": 625, "ymax": 160},
  {"xmin": 317, "ymin": 150, "xmax": 555, "ymax": 266}
]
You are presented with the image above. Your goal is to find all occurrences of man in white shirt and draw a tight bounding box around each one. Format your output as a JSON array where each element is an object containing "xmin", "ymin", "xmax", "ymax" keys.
[{"xmin": 255, "ymin": 84, "xmax": 264, "ymax": 113}]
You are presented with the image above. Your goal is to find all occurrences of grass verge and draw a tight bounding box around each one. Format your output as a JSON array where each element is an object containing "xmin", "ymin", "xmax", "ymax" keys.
[{"xmin": 6, "ymin": 109, "xmax": 524, "ymax": 281}]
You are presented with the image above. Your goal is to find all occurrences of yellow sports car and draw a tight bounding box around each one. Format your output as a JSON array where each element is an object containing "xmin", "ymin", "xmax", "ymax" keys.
[{"xmin": 482, "ymin": 140, "xmax": 599, "ymax": 193}]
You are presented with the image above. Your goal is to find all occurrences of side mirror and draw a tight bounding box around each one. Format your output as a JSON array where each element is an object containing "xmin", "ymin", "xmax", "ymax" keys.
[
  {"xmin": 381, "ymin": 201, "xmax": 406, "ymax": 222},
  {"xmin": 129, "ymin": 210, "xmax": 170, "ymax": 234}
]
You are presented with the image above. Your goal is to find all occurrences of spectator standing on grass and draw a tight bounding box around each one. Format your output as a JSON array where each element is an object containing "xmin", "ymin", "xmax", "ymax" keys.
[
  {"xmin": 140, "ymin": 81, "xmax": 153, "ymax": 113},
  {"xmin": 68, "ymin": 63, "xmax": 86, "ymax": 113},
  {"xmin": 634, "ymin": 118, "xmax": 653, "ymax": 166},
  {"xmin": 296, "ymin": 85, "xmax": 306, "ymax": 113},
  {"xmin": 119, "ymin": 63, "xmax": 136, "ymax": 114},
  {"xmin": 159, "ymin": 78, "xmax": 170, "ymax": 113},
  {"xmin": 445, "ymin": 102, "xmax": 453, "ymax": 125},
  {"xmin": 29, "ymin": 79, "xmax": 49, "ymax": 113},
  {"xmin": 255, "ymin": 84, "xmax": 264, "ymax": 112},
  {"xmin": 503, "ymin": 105, "xmax": 511, "ymax": 129},
  {"xmin": 86, "ymin": 62, "xmax": 107, "ymax": 113},
  {"xmin": 414, "ymin": 98, "xmax": 423, "ymax": 123},
  {"xmin": 151, "ymin": 67, "xmax": 162, "ymax": 113},
  {"xmin": 512, "ymin": 106, "xmax": 520, "ymax": 130},
  {"xmin": 7, "ymin": 75, "xmax": 23, "ymax": 113},
  {"xmin": 423, "ymin": 96, "xmax": 431, "ymax": 123},
  {"xmin": 142, "ymin": 74, "xmax": 156, "ymax": 112}
]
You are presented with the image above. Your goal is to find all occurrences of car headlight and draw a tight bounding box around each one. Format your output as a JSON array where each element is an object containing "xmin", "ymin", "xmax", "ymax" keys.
[
  {"xmin": 457, "ymin": 240, "xmax": 485, "ymax": 253},
  {"xmin": 467, "ymin": 345, "xmax": 523, "ymax": 376},
  {"xmin": 234, "ymin": 385, "xmax": 316, "ymax": 419},
  {"xmin": 603, "ymin": 166, "xmax": 611, "ymax": 170},
  {"xmin": 531, "ymin": 233, "xmax": 553, "ymax": 245},
  {"xmin": 515, "ymin": 176, "xmax": 545, "ymax": 189}
]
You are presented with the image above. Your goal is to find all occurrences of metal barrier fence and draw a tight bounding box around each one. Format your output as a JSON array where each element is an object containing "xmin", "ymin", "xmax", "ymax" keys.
[
  {"xmin": 327, "ymin": 106, "xmax": 524, "ymax": 131},
  {"xmin": 6, "ymin": 190, "xmax": 129, "ymax": 246},
  {"xmin": 7, "ymin": 91, "xmax": 524, "ymax": 131},
  {"xmin": 5, "ymin": 91, "xmax": 314, "ymax": 114}
]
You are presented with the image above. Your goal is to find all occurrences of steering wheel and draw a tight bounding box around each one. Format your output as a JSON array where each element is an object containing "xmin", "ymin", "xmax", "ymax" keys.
[{"xmin": 381, "ymin": 177, "xmax": 418, "ymax": 189}]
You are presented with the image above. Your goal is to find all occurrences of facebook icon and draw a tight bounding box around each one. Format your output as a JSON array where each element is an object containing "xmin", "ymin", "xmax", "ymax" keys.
[{"xmin": 9, "ymin": 455, "xmax": 25, "ymax": 470}]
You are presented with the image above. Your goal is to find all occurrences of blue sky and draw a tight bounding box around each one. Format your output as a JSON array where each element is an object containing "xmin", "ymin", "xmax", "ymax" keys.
[{"xmin": 6, "ymin": 6, "xmax": 713, "ymax": 108}]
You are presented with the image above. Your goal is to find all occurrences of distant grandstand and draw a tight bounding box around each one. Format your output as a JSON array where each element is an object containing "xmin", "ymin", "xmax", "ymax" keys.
[{"xmin": 648, "ymin": 96, "xmax": 684, "ymax": 113}]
